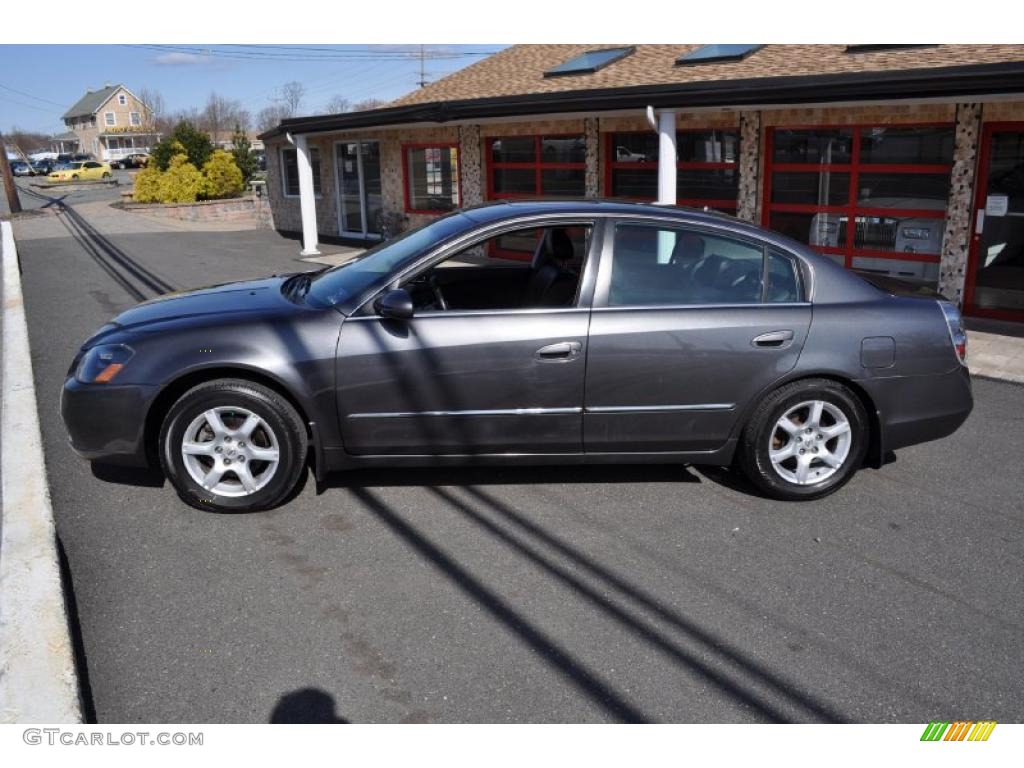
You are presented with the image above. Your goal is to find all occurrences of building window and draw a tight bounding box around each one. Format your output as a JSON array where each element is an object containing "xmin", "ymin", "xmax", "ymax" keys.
[
  {"xmin": 764, "ymin": 124, "xmax": 954, "ymax": 288},
  {"xmin": 487, "ymin": 135, "xmax": 586, "ymax": 199},
  {"xmin": 104, "ymin": 112, "xmax": 116, "ymax": 127},
  {"xmin": 607, "ymin": 129, "xmax": 740, "ymax": 211},
  {"xmin": 281, "ymin": 147, "xmax": 322, "ymax": 197},
  {"xmin": 404, "ymin": 144, "xmax": 460, "ymax": 213},
  {"xmin": 118, "ymin": 93, "xmax": 127, "ymax": 105},
  {"xmin": 130, "ymin": 112, "xmax": 141, "ymax": 126}
]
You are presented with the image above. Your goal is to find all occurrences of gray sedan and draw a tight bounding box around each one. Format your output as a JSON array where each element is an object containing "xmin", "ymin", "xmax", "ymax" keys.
[{"xmin": 61, "ymin": 200, "xmax": 972, "ymax": 512}]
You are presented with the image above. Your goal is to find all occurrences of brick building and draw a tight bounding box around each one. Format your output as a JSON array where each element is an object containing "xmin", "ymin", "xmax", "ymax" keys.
[{"xmin": 260, "ymin": 44, "xmax": 1024, "ymax": 322}]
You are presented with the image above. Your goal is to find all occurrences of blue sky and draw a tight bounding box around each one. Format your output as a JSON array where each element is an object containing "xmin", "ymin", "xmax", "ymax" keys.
[{"xmin": 0, "ymin": 44, "xmax": 506, "ymax": 134}]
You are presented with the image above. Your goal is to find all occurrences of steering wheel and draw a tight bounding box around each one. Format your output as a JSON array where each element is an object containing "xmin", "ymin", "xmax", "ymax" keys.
[{"xmin": 427, "ymin": 273, "xmax": 448, "ymax": 311}]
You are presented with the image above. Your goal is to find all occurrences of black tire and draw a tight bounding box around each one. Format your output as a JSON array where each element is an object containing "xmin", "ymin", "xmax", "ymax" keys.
[
  {"xmin": 102, "ymin": 171, "xmax": 111, "ymax": 178},
  {"xmin": 737, "ymin": 378, "xmax": 868, "ymax": 501},
  {"xmin": 158, "ymin": 379, "xmax": 308, "ymax": 512}
]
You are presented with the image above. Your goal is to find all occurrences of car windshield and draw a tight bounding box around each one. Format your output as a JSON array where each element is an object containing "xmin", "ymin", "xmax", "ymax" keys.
[{"xmin": 305, "ymin": 213, "xmax": 472, "ymax": 309}]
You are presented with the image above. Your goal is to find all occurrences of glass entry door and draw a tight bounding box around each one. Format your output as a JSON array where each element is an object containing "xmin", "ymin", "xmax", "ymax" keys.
[
  {"xmin": 335, "ymin": 140, "xmax": 382, "ymax": 239},
  {"xmin": 966, "ymin": 125, "xmax": 1024, "ymax": 320}
]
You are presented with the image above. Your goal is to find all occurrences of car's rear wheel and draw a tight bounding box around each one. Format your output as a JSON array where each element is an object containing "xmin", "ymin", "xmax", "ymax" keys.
[
  {"xmin": 737, "ymin": 378, "xmax": 868, "ymax": 501},
  {"xmin": 102, "ymin": 171, "xmax": 111, "ymax": 178},
  {"xmin": 158, "ymin": 379, "xmax": 308, "ymax": 512}
]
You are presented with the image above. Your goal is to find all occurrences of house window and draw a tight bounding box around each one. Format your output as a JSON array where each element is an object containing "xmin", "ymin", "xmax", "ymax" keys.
[
  {"xmin": 130, "ymin": 112, "xmax": 141, "ymax": 126},
  {"xmin": 487, "ymin": 135, "xmax": 586, "ymax": 199},
  {"xmin": 606, "ymin": 129, "xmax": 740, "ymax": 211},
  {"xmin": 118, "ymin": 93, "xmax": 127, "ymax": 105},
  {"xmin": 281, "ymin": 147, "xmax": 322, "ymax": 197},
  {"xmin": 104, "ymin": 112, "xmax": 116, "ymax": 127},
  {"xmin": 404, "ymin": 145, "xmax": 460, "ymax": 213},
  {"xmin": 764, "ymin": 124, "xmax": 954, "ymax": 288}
]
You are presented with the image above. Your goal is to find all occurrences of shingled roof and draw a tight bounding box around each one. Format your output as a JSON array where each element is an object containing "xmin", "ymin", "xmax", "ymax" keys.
[
  {"xmin": 392, "ymin": 44, "xmax": 1024, "ymax": 106},
  {"xmin": 263, "ymin": 44, "xmax": 1024, "ymax": 139},
  {"xmin": 61, "ymin": 84, "xmax": 122, "ymax": 120}
]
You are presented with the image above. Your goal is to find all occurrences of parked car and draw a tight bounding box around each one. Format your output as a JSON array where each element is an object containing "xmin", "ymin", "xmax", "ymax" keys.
[
  {"xmin": 31, "ymin": 159, "xmax": 55, "ymax": 175},
  {"xmin": 10, "ymin": 160, "xmax": 34, "ymax": 176},
  {"xmin": 110, "ymin": 153, "xmax": 150, "ymax": 169},
  {"xmin": 48, "ymin": 160, "xmax": 112, "ymax": 181},
  {"xmin": 61, "ymin": 200, "xmax": 972, "ymax": 512}
]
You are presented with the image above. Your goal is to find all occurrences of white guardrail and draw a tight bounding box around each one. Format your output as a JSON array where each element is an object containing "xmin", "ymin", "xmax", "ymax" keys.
[{"xmin": 0, "ymin": 220, "xmax": 82, "ymax": 722}]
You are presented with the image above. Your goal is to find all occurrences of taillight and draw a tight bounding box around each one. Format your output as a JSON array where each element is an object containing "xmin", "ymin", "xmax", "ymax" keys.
[{"xmin": 938, "ymin": 300, "xmax": 967, "ymax": 365}]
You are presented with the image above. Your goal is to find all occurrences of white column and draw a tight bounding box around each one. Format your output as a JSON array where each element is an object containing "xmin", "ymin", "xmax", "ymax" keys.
[
  {"xmin": 295, "ymin": 134, "xmax": 320, "ymax": 256},
  {"xmin": 657, "ymin": 110, "xmax": 677, "ymax": 205}
]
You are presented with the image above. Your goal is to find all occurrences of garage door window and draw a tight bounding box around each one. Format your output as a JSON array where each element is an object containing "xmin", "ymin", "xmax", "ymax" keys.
[
  {"xmin": 487, "ymin": 135, "xmax": 586, "ymax": 199},
  {"xmin": 764, "ymin": 124, "xmax": 954, "ymax": 288},
  {"xmin": 607, "ymin": 129, "xmax": 740, "ymax": 212}
]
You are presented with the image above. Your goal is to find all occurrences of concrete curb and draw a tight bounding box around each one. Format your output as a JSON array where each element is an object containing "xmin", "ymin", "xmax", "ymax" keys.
[{"xmin": 0, "ymin": 220, "xmax": 82, "ymax": 723}]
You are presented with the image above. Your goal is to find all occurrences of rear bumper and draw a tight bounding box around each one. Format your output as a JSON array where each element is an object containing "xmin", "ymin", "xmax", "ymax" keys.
[
  {"xmin": 858, "ymin": 365, "xmax": 973, "ymax": 453},
  {"xmin": 60, "ymin": 377, "xmax": 158, "ymax": 466}
]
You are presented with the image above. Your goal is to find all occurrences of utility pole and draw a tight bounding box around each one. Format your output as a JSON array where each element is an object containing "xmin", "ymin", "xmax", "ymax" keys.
[
  {"xmin": 417, "ymin": 44, "xmax": 429, "ymax": 89},
  {"xmin": 0, "ymin": 132, "xmax": 22, "ymax": 215}
]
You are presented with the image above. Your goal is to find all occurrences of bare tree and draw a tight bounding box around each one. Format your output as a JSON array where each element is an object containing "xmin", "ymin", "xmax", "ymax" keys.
[
  {"xmin": 351, "ymin": 97, "xmax": 388, "ymax": 112},
  {"xmin": 137, "ymin": 86, "xmax": 165, "ymax": 129},
  {"xmin": 324, "ymin": 95, "xmax": 351, "ymax": 114},
  {"xmin": 5, "ymin": 126, "xmax": 50, "ymax": 152},
  {"xmin": 233, "ymin": 108, "xmax": 252, "ymax": 134},
  {"xmin": 201, "ymin": 92, "xmax": 246, "ymax": 144},
  {"xmin": 278, "ymin": 81, "xmax": 306, "ymax": 118},
  {"xmin": 257, "ymin": 104, "xmax": 289, "ymax": 133}
]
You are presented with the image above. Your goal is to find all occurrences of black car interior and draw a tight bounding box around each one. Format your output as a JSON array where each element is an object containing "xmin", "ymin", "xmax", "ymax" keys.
[
  {"xmin": 406, "ymin": 226, "xmax": 589, "ymax": 312},
  {"xmin": 609, "ymin": 226, "xmax": 801, "ymax": 306}
]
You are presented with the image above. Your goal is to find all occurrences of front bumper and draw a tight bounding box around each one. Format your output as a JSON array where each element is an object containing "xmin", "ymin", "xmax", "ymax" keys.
[{"xmin": 61, "ymin": 377, "xmax": 159, "ymax": 466}]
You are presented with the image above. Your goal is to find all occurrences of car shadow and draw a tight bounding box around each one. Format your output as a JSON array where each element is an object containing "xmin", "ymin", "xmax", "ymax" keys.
[
  {"xmin": 269, "ymin": 688, "xmax": 349, "ymax": 723},
  {"xmin": 90, "ymin": 461, "xmax": 166, "ymax": 488}
]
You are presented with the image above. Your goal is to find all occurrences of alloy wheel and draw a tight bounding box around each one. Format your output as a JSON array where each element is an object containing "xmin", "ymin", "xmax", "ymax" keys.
[
  {"xmin": 179, "ymin": 406, "xmax": 280, "ymax": 497},
  {"xmin": 768, "ymin": 400, "xmax": 852, "ymax": 486}
]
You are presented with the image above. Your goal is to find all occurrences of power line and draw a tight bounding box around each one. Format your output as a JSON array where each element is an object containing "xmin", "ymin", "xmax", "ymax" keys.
[
  {"xmin": 124, "ymin": 44, "xmax": 499, "ymax": 64},
  {"xmin": 0, "ymin": 83, "xmax": 66, "ymax": 108}
]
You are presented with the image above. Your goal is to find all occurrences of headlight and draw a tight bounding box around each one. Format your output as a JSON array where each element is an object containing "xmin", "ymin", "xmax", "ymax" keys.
[{"xmin": 76, "ymin": 344, "xmax": 134, "ymax": 383}]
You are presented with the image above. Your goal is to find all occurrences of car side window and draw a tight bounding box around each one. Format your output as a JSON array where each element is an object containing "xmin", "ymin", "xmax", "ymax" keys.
[
  {"xmin": 85, "ymin": 162, "xmax": 100, "ymax": 168},
  {"xmin": 609, "ymin": 224, "xmax": 769, "ymax": 307},
  {"xmin": 401, "ymin": 224, "xmax": 592, "ymax": 313},
  {"xmin": 765, "ymin": 247, "xmax": 803, "ymax": 303}
]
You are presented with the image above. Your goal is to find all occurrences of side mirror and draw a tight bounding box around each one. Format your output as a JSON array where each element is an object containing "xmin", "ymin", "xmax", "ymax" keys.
[{"xmin": 376, "ymin": 288, "xmax": 414, "ymax": 320}]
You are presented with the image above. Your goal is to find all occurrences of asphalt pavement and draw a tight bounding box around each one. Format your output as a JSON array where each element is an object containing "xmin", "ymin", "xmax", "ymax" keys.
[{"xmin": 5, "ymin": 181, "xmax": 1024, "ymax": 723}]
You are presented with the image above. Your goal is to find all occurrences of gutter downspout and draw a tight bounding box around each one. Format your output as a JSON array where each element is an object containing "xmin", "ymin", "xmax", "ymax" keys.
[{"xmin": 286, "ymin": 131, "xmax": 320, "ymax": 256}]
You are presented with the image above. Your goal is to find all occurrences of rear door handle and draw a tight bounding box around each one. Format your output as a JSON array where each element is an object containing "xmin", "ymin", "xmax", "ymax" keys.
[
  {"xmin": 536, "ymin": 341, "xmax": 582, "ymax": 361},
  {"xmin": 752, "ymin": 330, "xmax": 794, "ymax": 348}
]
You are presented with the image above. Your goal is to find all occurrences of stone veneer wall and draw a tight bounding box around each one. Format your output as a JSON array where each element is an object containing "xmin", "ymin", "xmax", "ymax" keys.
[
  {"xmin": 458, "ymin": 124, "xmax": 483, "ymax": 206},
  {"xmin": 938, "ymin": 103, "xmax": 983, "ymax": 305},
  {"xmin": 584, "ymin": 117, "xmax": 600, "ymax": 197},
  {"xmin": 737, "ymin": 111, "xmax": 761, "ymax": 223}
]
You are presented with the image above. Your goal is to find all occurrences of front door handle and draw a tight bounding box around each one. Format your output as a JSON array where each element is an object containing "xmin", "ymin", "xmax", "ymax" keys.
[
  {"xmin": 535, "ymin": 341, "xmax": 582, "ymax": 361},
  {"xmin": 752, "ymin": 330, "xmax": 794, "ymax": 348}
]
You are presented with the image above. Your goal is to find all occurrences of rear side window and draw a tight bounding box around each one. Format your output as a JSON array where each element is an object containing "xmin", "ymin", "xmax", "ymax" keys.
[{"xmin": 608, "ymin": 223, "xmax": 802, "ymax": 306}]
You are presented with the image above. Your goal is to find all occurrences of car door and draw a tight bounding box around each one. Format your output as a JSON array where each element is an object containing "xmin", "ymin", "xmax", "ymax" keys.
[
  {"xmin": 584, "ymin": 217, "xmax": 812, "ymax": 453},
  {"xmin": 335, "ymin": 219, "xmax": 600, "ymax": 455}
]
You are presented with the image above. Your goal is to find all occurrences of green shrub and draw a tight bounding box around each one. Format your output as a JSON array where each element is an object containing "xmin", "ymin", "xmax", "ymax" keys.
[
  {"xmin": 230, "ymin": 125, "xmax": 257, "ymax": 184},
  {"xmin": 201, "ymin": 150, "xmax": 244, "ymax": 199},
  {"xmin": 131, "ymin": 165, "xmax": 162, "ymax": 203},
  {"xmin": 157, "ymin": 154, "xmax": 204, "ymax": 203},
  {"xmin": 150, "ymin": 122, "xmax": 213, "ymax": 171}
]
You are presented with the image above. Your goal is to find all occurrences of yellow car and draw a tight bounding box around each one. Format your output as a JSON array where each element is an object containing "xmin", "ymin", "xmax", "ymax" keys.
[{"xmin": 49, "ymin": 160, "xmax": 113, "ymax": 182}]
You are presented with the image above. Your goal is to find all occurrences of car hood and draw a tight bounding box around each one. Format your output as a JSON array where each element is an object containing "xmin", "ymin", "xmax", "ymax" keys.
[{"xmin": 89, "ymin": 275, "xmax": 306, "ymax": 342}]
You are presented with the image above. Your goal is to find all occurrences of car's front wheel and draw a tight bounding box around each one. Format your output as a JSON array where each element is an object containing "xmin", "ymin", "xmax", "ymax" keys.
[
  {"xmin": 737, "ymin": 378, "xmax": 868, "ymax": 501},
  {"xmin": 159, "ymin": 379, "xmax": 308, "ymax": 512}
]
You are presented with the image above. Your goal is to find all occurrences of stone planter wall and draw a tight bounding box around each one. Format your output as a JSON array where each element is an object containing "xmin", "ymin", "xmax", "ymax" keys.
[{"xmin": 120, "ymin": 195, "xmax": 273, "ymax": 228}]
